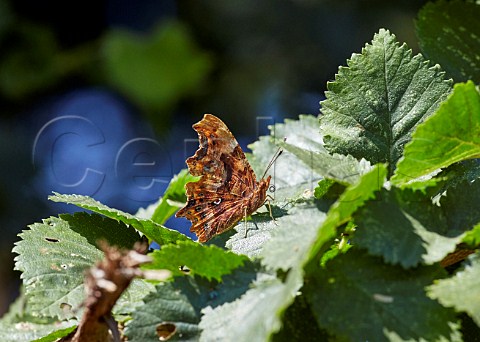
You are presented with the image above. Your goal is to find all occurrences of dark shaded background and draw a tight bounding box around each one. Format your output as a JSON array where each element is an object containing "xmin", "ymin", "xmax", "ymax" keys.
[{"xmin": 0, "ymin": 0, "xmax": 427, "ymax": 315}]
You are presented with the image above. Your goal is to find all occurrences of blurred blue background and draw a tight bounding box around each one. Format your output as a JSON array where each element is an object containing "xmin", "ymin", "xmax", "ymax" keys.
[{"xmin": 0, "ymin": 0, "xmax": 427, "ymax": 314}]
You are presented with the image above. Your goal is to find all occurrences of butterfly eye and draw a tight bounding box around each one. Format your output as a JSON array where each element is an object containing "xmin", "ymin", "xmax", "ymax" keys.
[
  {"xmin": 213, "ymin": 198, "xmax": 222, "ymax": 205},
  {"xmin": 195, "ymin": 206, "xmax": 202, "ymax": 212}
]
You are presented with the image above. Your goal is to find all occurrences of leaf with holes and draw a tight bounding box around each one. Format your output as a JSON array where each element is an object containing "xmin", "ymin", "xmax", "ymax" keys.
[{"xmin": 13, "ymin": 214, "xmax": 153, "ymax": 320}]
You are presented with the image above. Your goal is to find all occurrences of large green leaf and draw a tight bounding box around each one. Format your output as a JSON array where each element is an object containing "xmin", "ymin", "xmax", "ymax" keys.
[
  {"xmin": 354, "ymin": 188, "xmax": 465, "ymax": 268},
  {"xmin": 416, "ymin": 0, "xmax": 480, "ymax": 83},
  {"xmin": 13, "ymin": 214, "xmax": 153, "ymax": 320},
  {"xmin": 49, "ymin": 193, "xmax": 189, "ymax": 245},
  {"xmin": 305, "ymin": 250, "xmax": 460, "ymax": 341},
  {"xmin": 13, "ymin": 216, "xmax": 103, "ymax": 319},
  {"xmin": 393, "ymin": 81, "xmax": 480, "ymax": 184},
  {"xmin": 145, "ymin": 240, "xmax": 249, "ymax": 281},
  {"xmin": 320, "ymin": 29, "xmax": 452, "ymax": 175},
  {"xmin": 428, "ymin": 252, "xmax": 480, "ymax": 326}
]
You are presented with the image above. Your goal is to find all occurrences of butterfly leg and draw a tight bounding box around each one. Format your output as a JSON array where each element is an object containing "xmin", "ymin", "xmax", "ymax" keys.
[
  {"xmin": 243, "ymin": 206, "xmax": 248, "ymax": 238},
  {"xmin": 265, "ymin": 196, "xmax": 278, "ymax": 226}
]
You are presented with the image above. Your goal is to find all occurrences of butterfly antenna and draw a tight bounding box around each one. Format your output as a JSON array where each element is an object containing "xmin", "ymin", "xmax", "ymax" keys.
[{"xmin": 261, "ymin": 138, "xmax": 285, "ymax": 180}]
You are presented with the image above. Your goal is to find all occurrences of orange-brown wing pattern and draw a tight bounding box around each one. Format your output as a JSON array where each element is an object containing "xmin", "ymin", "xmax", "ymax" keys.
[{"xmin": 176, "ymin": 114, "xmax": 267, "ymax": 242}]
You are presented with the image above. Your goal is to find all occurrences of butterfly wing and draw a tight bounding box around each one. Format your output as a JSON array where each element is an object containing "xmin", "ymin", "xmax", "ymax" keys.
[
  {"xmin": 178, "ymin": 186, "xmax": 246, "ymax": 242},
  {"xmin": 176, "ymin": 114, "xmax": 260, "ymax": 242}
]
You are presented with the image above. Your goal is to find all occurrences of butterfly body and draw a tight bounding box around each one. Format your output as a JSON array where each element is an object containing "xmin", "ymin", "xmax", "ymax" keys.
[{"xmin": 176, "ymin": 114, "xmax": 271, "ymax": 242}]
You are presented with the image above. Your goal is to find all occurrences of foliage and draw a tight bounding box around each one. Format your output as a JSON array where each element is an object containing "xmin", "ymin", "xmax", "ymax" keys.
[{"xmin": 3, "ymin": 1, "xmax": 480, "ymax": 341}]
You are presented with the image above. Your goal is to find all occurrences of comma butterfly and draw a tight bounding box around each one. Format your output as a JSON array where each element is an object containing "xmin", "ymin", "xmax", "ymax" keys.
[{"xmin": 176, "ymin": 114, "xmax": 278, "ymax": 242}]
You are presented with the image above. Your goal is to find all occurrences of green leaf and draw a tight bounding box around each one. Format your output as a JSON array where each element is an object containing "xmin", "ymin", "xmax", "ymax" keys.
[
  {"xmin": 313, "ymin": 179, "xmax": 336, "ymax": 199},
  {"xmin": 393, "ymin": 81, "xmax": 480, "ymax": 184},
  {"xmin": 124, "ymin": 276, "xmax": 211, "ymax": 341},
  {"xmin": 49, "ymin": 192, "xmax": 189, "ymax": 245},
  {"xmin": 13, "ymin": 216, "xmax": 103, "ymax": 319},
  {"xmin": 13, "ymin": 214, "xmax": 154, "ymax": 320},
  {"xmin": 320, "ymin": 29, "xmax": 452, "ymax": 175},
  {"xmin": 260, "ymin": 202, "xmax": 326, "ymax": 271},
  {"xmin": 416, "ymin": 0, "xmax": 480, "ymax": 83},
  {"xmin": 145, "ymin": 240, "xmax": 249, "ymax": 281},
  {"xmin": 32, "ymin": 325, "xmax": 77, "ymax": 342},
  {"xmin": 305, "ymin": 250, "xmax": 460, "ymax": 341},
  {"xmin": 428, "ymin": 252, "xmax": 480, "ymax": 327},
  {"xmin": 151, "ymin": 169, "xmax": 198, "ymax": 225},
  {"xmin": 308, "ymin": 164, "xmax": 387, "ymax": 259},
  {"xmin": 102, "ymin": 21, "xmax": 212, "ymax": 113},
  {"xmin": 354, "ymin": 187, "xmax": 465, "ymax": 268},
  {"xmin": 199, "ymin": 268, "xmax": 303, "ymax": 342}
]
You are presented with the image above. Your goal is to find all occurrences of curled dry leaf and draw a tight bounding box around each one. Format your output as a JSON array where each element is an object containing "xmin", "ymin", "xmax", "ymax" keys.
[{"xmin": 60, "ymin": 242, "xmax": 171, "ymax": 342}]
